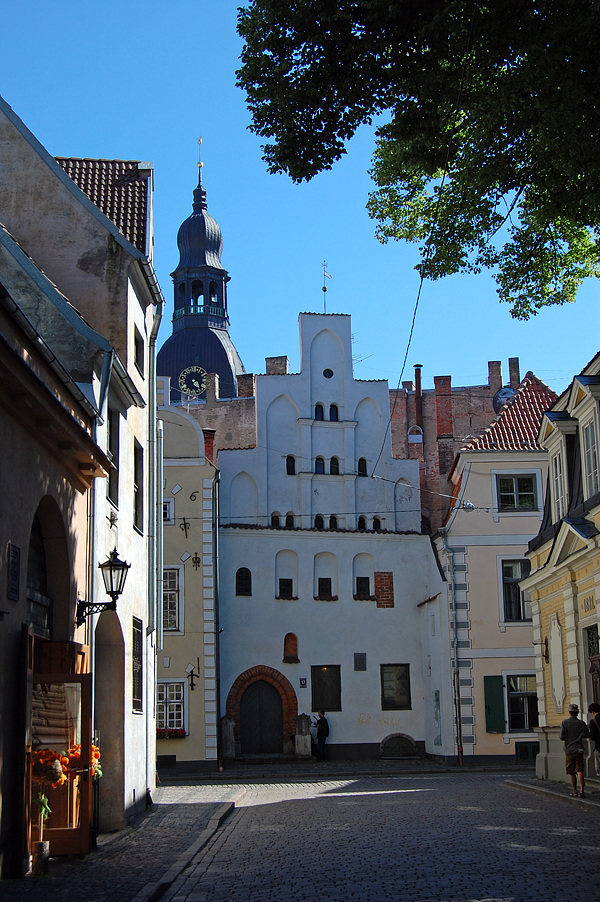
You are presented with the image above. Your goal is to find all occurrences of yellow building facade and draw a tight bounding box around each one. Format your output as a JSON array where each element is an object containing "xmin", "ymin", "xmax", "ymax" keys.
[{"xmin": 522, "ymin": 352, "xmax": 600, "ymax": 781}]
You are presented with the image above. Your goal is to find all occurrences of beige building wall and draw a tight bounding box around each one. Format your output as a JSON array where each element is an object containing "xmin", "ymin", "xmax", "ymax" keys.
[{"xmin": 157, "ymin": 381, "xmax": 218, "ymax": 773}]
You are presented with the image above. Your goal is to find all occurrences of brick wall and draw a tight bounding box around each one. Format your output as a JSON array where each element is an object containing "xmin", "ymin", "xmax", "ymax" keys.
[{"xmin": 375, "ymin": 571, "xmax": 394, "ymax": 608}]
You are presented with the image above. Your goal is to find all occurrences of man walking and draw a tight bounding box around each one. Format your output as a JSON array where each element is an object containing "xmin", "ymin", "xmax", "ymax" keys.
[
  {"xmin": 559, "ymin": 703, "xmax": 589, "ymax": 797},
  {"xmin": 588, "ymin": 702, "xmax": 600, "ymax": 777},
  {"xmin": 313, "ymin": 711, "xmax": 329, "ymax": 762}
]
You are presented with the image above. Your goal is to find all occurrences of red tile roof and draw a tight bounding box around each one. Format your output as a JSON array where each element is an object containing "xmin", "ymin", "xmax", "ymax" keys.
[
  {"xmin": 55, "ymin": 158, "xmax": 151, "ymax": 254},
  {"xmin": 461, "ymin": 372, "xmax": 558, "ymax": 452}
]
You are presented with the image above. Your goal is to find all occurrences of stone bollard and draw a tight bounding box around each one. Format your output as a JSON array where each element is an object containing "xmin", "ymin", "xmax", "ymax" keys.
[
  {"xmin": 31, "ymin": 841, "xmax": 49, "ymax": 876},
  {"xmin": 221, "ymin": 715, "xmax": 236, "ymax": 759},
  {"xmin": 295, "ymin": 713, "xmax": 313, "ymax": 758}
]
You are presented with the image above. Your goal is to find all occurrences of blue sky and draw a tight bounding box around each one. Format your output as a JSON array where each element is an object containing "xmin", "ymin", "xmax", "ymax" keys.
[{"xmin": 1, "ymin": 0, "xmax": 597, "ymax": 394}]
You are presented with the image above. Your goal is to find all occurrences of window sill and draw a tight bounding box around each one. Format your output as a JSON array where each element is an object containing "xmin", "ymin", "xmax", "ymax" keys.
[
  {"xmin": 282, "ymin": 656, "xmax": 299, "ymax": 664},
  {"xmin": 353, "ymin": 594, "xmax": 378, "ymax": 602},
  {"xmin": 276, "ymin": 596, "xmax": 298, "ymax": 601},
  {"xmin": 314, "ymin": 595, "xmax": 338, "ymax": 602}
]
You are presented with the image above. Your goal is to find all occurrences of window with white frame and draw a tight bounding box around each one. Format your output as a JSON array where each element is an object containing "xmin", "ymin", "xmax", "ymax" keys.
[
  {"xmin": 163, "ymin": 498, "xmax": 175, "ymax": 525},
  {"xmin": 496, "ymin": 474, "xmax": 537, "ymax": 511},
  {"xmin": 552, "ymin": 452, "xmax": 566, "ymax": 520},
  {"xmin": 163, "ymin": 567, "xmax": 183, "ymax": 631},
  {"xmin": 506, "ymin": 674, "xmax": 538, "ymax": 732},
  {"xmin": 501, "ymin": 559, "xmax": 532, "ymax": 621},
  {"xmin": 157, "ymin": 681, "xmax": 185, "ymax": 731},
  {"xmin": 583, "ymin": 419, "xmax": 599, "ymax": 498}
]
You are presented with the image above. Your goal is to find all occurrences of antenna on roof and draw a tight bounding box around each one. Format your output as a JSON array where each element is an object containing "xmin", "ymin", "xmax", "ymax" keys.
[{"xmin": 322, "ymin": 261, "xmax": 332, "ymax": 313}]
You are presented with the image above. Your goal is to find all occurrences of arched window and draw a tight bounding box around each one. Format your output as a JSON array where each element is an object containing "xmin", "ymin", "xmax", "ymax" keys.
[
  {"xmin": 315, "ymin": 457, "xmax": 325, "ymax": 474},
  {"xmin": 329, "ymin": 515, "xmax": 338, "ymax": 530},
  {"xmin": 271, "ymin": 513, "xmax": 280, "ymax": 528},
  {"xmin": 285, "ymin": 513, "xmax": 294, "ymax": 528},
  {"xmin": 283, "ymin": 633, "xmax": 299, "ymax": 663},
  {"xmin": 329, "ymin": 457, "xmax": 340, "ymax": 475},
  {"xmin": 315, "ymin": 404, "xmax": 324, "ymax": 421},
  {"xmin": 357, "ymin": 458, "xmax": 368, "ymax": 477},
  {"xmin": 191, "ymin": 280, "xmax": 203, "ymax": 305},
  {"xmin": 236, "ymin": 568, "xmax": 252, "ymax": 596},
  {"xmin": 357, "ymin": 516, "xmax": 366, "ymax": 531},
  {"xmin": 329, "ymin": 404, "xmax": 339, "ymax": 422},
  {"xmin": 315, "ymin": 515, "xmax": 324, "ymax": 530},
  {"xmin": 209, "ymin": 281, "xmax": 218, "ymax": 304},
  {"xmin": 286, "ymin": 455, "xmax": 296, "ymax": 475},
  {"xmin": 373, "ymin": 517, "xmax": 381, "ymax": 531}
]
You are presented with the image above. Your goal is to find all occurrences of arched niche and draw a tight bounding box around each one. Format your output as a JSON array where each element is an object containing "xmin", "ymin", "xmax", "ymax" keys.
[
  {"xmin": 353, "ymin": 552, "xmax": 375, "ymax": 598},
  {"xmin": 266, "ymin": 395, "xmax": 300, "ymax": 456},
  {"xmin": 94, "ymin": 610, "xmax": 125, "ymax": 831},
  {"xmin": 314, "ymin": 552, "xmax": 338, "ymax": 599},
  {"xmin": 283, "ymin": 633, "xmax": 299, "ymax": 663},
  {"xmin": 276, "ymin": 549, "xmax": 298, "ymax": 599},
  {"xmin": 354, "ymin": 397, "xmax": 383, "ymax": 472},
  {"xmin": 229, "ymin": 472, "xmax": 258, "ymax": 525},
  {"xmin": 310, "ymin": 329, "xmax": 345, "ymax": 409},
  {"xmin": 27, "ymin": 495, "xmax": 73, "ymax": 640}
]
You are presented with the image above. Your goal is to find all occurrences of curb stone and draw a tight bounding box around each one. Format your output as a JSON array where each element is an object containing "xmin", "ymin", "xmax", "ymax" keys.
[
  {"xmin": 130, "ymin": 787, "xmax": 247, "ymax": 902},
  {"xmin": 504, "ymin": 777, "xmax": 600, "ymax": 808}
]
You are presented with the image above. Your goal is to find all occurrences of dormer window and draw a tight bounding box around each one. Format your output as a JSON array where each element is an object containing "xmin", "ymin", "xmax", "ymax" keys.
[
  {"xmin": 552, "ymin": 453, "xmax": 566, "ymax": 520},
  {"xmin": 315, "ymin": 404, "xmax": 324, "ymax": 421},
  {"xmin": 357, "ymin": 458, "xmax": 368, "ymax": 477},
  {"xmin": 330, "ymin": 405, "xmax": 339, "ymax": 422},
  {"xmin": 315, "ymin": 457, "xmax": 325, "ymax": 475},
  {"xmin": 583, "ymin": 420, "xmax": 599, "ymax": 498},
  {"xmin": 330, "ymin": 457, "xmax": 340, "ymax": 476}
]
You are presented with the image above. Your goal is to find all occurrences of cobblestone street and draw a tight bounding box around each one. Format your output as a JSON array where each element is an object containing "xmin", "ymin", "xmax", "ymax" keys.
[{"xmin": 3, "ymin": 773, "xmax": 600, "ymax": 902}]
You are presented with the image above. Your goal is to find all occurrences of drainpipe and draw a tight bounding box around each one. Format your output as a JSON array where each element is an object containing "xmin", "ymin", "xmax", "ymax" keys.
[
  {"xmin": 156, "ymin": 420, "xmax": 164, "ymax": 653},
  {"xmin": 439, "ymin": 527, "xmax": 463, "ymax": 765},
  {"xmin": 213, "ymin": 469, "xmax": 223, "ymax": 772}
]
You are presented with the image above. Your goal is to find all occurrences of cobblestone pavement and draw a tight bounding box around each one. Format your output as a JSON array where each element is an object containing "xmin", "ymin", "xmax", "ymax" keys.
[
  {"xmin": 0, "ymin": 784, "xmax": 239, "ymax": 902},
  {"xmin": 161, "ymin": 774, "xmax": 600, "ymax": 902}
]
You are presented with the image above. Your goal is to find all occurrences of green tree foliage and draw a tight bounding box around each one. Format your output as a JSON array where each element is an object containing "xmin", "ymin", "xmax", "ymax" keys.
[{"xmin": 237, "ymin": 0, "xmax": 600, "ymax": 317}]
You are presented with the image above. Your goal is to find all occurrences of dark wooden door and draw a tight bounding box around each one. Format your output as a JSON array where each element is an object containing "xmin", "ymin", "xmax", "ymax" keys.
[{"xmin": 240, "ymin": 680, "xmax": 283, "ymax": 754}]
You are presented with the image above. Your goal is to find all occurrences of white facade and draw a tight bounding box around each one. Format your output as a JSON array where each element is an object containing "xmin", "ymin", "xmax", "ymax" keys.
[{"xmin": 218, "ymin": 314, "xmax": 447, "ymax": 759}]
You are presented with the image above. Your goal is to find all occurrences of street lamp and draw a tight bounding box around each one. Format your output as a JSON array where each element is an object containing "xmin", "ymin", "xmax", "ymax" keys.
[{"xmin": 76, "ymin": 548, "xmax": 130, "ymax": 626}]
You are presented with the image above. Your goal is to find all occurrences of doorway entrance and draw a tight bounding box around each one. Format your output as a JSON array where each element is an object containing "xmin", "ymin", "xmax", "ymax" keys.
[{"xmin": 240, "ymin": 680, "xmax": 283, "ymax": 754}]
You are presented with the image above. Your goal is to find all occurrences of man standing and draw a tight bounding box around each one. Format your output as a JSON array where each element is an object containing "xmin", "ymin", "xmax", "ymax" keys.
[
  {"xmin": 314, "ymin": 711, "xmax": 329, "ymax": 762},
  {"xmin": 588, "ymin": 703, "xmax": 600, "ymax": 777},
  {"xmin": 559, "ymin": 703, "xmax": 589, "ymax": 797}
]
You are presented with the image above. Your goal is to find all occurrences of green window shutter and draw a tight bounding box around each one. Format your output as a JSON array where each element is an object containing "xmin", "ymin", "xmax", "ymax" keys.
[{"xmin": 484, "ymin": 675, "xmax": 505, "ymax": 733}]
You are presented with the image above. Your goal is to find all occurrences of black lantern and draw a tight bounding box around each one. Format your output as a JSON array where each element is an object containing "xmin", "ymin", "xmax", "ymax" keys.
[{"xmin": 76, "ymin": 548, "xmax": 130, "ymax": 626}]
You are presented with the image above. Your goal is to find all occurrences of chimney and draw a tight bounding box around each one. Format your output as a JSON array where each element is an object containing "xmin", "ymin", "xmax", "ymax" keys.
[
  {"xmin": 205, "ymin": 373, "xmax": 219, "ymax": 402},
  {"xmin": 434, "ymin": 375, "xmax": 452, "ymax": 436},
  {"xmin": 265, "ymin": 356, "xmax": 289, "ymax": 375},
  {"xmin": 508, "ymin": 357, "xmax": 520, "ymax": 388},
  {"xmin": 202, "ymin": 429, "xmax": 216, "ymax": 464},
  {"xmin": 488, "ymin": 361, "xmax": 502, "ymax": 395},
  {"xmin": 237, "ymin": 373, "xmax": 256, "ymax": 398},
  {"xmin": 414, "ymin": 364, "xmax": 423, "ymax": 431}
]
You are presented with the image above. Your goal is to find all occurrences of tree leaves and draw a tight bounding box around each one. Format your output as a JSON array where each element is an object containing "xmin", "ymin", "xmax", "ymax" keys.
[{"xmin": 237, "ymin": 0, "xmax": 600, "ymax": 317}]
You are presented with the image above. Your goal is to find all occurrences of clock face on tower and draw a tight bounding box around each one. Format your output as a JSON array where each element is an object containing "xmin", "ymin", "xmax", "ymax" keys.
[{"xmin": 179, "ymin": 365, "xmax": 207, "ymax": 398}]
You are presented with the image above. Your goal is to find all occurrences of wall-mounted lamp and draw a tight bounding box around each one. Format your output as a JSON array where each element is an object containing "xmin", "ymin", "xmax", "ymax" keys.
[
  {"xmin": 532, "ymin": 637, "xmax": 550, "ymax": 664},
  {"xmin": 76, "ymin": 548, "xmax": 130, "ymax": 626},
  {"xmin": 186, "ymin": 658, "xmax": 200, "ymax": 690}
]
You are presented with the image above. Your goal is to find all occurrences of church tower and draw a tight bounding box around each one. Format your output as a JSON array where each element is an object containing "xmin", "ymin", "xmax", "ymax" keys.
[{"xmin": 157, "ymin": 153, "xmax": 245, "ymax": 401}]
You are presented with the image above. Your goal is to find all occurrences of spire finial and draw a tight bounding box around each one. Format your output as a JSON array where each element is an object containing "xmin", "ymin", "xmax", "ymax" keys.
[
  {"xmin": 192, "ymin": 136, "xmax": 207, "ymax": 212},
  {"xmin": 197, "ymin": 136, "xmax": 203, "ymax": 184}
]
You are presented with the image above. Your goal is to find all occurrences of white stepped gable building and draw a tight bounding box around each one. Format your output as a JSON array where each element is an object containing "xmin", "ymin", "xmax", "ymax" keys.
[{"xmin": 218, "ymin": 313, "xmax": 450, "ymax": 760}]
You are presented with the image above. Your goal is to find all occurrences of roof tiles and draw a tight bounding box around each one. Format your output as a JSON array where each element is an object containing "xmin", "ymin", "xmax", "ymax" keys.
[
  {"xmin": 461, "ymin": 372, "xmax": 558, "ymax": 452},
  {"xmin": 55, "ymin": 157, "xmax": 151, "ymax": 254}
]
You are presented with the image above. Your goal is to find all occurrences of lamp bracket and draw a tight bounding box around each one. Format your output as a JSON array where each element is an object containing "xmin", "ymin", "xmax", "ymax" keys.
[{"xmin": 76, "ymin": 599, "xmax": 116, "ymax": 628}]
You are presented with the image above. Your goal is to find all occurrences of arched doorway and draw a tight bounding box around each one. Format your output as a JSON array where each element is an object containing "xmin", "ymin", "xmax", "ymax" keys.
[
  {"xmin": 240, "ymin": 680, "xmax": 283, "ymax": 754},
  {"xmin": 226, "ymin": 666, "xmax": 298, "ymax": 756},
  {"xmin": 95, "ymin": 610, "xmax": 125, "ymax": 831}
]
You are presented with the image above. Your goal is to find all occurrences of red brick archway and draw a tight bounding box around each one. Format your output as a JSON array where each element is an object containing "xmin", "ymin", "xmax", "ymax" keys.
[{"xmin": 226, "ymin": 666, "xmax": 298, "ymax": 743}]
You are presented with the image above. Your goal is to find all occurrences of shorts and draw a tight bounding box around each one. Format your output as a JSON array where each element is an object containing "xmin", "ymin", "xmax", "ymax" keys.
[
  {"xmin": 594, "ymin": 749, "xmax": 600, "ymax": 777},
  {"xmin": 565, "ymin": 751, "xmax": 584, "ymax": 774}
]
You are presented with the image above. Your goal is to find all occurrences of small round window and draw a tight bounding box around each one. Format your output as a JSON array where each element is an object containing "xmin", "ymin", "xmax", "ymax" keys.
[{"xmin": 323, "ymin": 368, "xmax": 333, "ymax": 379}]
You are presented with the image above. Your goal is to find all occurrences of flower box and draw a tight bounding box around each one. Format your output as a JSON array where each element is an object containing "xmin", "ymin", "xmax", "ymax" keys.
[{"xmin": 157, "ymin": 728, "xmax": 186, "ymax": 740}]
